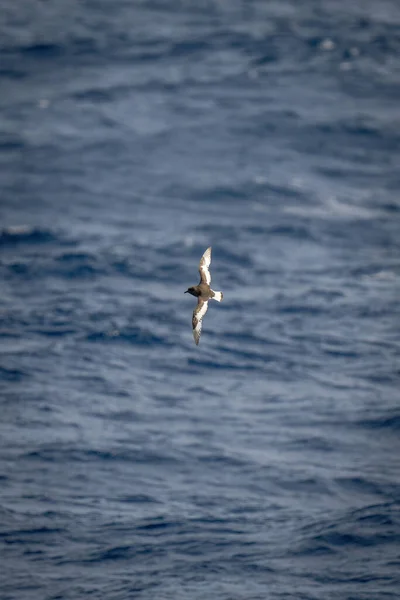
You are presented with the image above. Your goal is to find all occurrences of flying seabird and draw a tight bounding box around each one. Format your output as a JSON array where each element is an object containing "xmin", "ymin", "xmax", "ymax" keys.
[{"xmin": 184, "ymin": 246, "xmax": 223, "ymax": 345}]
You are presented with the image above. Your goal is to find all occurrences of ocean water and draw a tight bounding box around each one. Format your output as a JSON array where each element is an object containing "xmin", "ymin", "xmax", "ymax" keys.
[{"xmin": 1, "ymin": 1, "xmax": 400, "ymax": 598}]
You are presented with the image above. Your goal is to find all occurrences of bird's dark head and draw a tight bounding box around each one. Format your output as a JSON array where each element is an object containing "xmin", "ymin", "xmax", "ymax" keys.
[{"xmin": 185, "ymin": 286, "xmax": 198, "ymax": 297}]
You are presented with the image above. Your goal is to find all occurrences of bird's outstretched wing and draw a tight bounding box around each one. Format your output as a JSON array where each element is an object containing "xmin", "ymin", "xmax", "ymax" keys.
[
  {"xmin": 198, "ymin": 246, "xmax": 212, "ymax": 285},
  {"xmin": 192, "ymin": 299, "xmax": 209, "ymax": 345}
]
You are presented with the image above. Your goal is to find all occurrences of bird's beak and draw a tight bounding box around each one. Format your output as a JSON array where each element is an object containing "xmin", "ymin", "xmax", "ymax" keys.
[{"xmin": 184, "ymin": 290, "xmax": 188, "ymax": 293}]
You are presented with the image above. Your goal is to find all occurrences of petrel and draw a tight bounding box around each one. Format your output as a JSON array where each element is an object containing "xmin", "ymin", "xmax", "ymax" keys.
[{"xmin": 185, "ymin": 246, "xmax": 223, "ymax": 345}]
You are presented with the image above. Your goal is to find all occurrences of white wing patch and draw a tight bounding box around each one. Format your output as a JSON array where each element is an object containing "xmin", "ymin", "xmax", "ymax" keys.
[
  {"xmin": 199, "ymin": 246, "xmax": 212, "ymax": 285},
  {"xmin": 192, "ymin": 300, "xmax": 209, "ymax": 345},
  {"xmin": 212, "ymin": 290, "xmax": 223, "ymax": 302}
]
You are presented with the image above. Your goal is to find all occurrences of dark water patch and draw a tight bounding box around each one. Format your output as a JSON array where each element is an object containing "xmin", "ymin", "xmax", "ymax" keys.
[
  {"xmin": 1, "ymin": 308, "xmax": 78, "ymax": 338},
  {"xmin": 0, "ymin": 365, "xmax": 28, "ymax": 382},
  {"xmin": 85, "ymin": 542, "xmax": 166, "ymax": 564},
  {"xmin": 25, "ymin": 446, "xmax": 179, "ymax": 466},
  {"xmin": 308, "ymin": 287, "xmax": 344, "ymax": 301},
  {"xmin": 288, "ymin": 541, "xmax": 337, "ymax": 557},
  {"xmin": 185, "ymin": 385, "xmax": 223, "ymax": 399},
  {"xmin": 54, "ymin": 260, "xmax": 104, "ymax": 279},
  {"xmin": 189, "ymin": 185, "xmax": 245, "ymax": 204},
  {"xmin": 324, "ymin": 117, "xmax": 383, "ymax": 140},
  {"xmin": 362, "ymin": 371, "xmax": 399, "ymax": 386},
  {"xmin": 102, "ymin": 409, "xmax": 139, "ymax": 422},
  {"xmin": 135, "ymin": 517, "xmax": 183, "ymax": 533},
  {"xmin": 48, "ymin": 251, "xmax": 107, "ymax": 279},
  {"xmin": 316, "ymin": 163, "xmax": 389, "ymax": 183},
  {"xmin": 286, "ymin": 436, "xmax": 334, "ymax": 453},
  {"xmin": 0, "ymin": 66, "xmax": 25, "ymax": 79},
  {"xmin": 356, "ymin": 512, "xmax": 398, "ymax": 528},
  {"xmin": 20, "ymin": 43, "xmax": 64, "ymax": 58},
  {"xmin": 278, "ymin": 475, "xmax": 331, "ymax": 496},
  {"xmin": 0, "ymin": 137, "xmax": 25, "ymax": 152},
  {"xmin": 380, "ymin": 201, "xmax": 400, "ymax": 213},
  {"xmin": 119, "ymin": 494, "xmax": 159, "ymax": 505},
  {"xmin": 356, "ymin": 414, "xmax": 400, "ymax": 432},
  {"xmin": 168, "ymin": 39, "xmax": 210, "ymax": 58},
  {"xmin": 28, "ymin": 325, "xmax": 78, "ymax": 337},
  {"xmin": 196, "ymin": 452, "xmax": 247, "ymax": 469},
  {"xmin": 0, "ymin": 227, "xmax": 58, "ymax": 247},
  {"xmin": 55, "ymin": 252, "xmax": 96, "ymax": 263},
  {"xmin": 4, "ymin": 261, "xmax": 31, "ymax": 277},
  {"xmin": 334, "ymin": 476, "xmax": 387, "ymax": 498},
  {"xmin": 312, "ymin": 531, "xmax": 372, "ymax": 548},
  {"xmin": 321, "ymin": 346, "xmax": 359, "ymax": 359},
  {"xmin": 95, "ymin": 544, "xmax": 136, "ymax": 561},
  {"xmin": 294, "ymin": 503, "xmax": 400, "ymax": 560},
  {"xmin": 0, "ymin": 526, "xmax": 65, "ymax": 543}
]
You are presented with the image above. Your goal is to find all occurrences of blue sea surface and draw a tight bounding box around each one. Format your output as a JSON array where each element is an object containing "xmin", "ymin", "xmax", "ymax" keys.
[{"xmin": 1, "ymin": 1, "xmax": 400, "ymax": 598}]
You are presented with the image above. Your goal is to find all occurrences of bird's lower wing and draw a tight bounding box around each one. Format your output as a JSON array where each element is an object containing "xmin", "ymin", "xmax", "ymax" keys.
[
  {"xmin": 192, "ymin": 299, "xmax": 209, "ymax": 345},
  {"xmin": 198, "ymin": 246, "xmax": 212, "ymax": 285}
]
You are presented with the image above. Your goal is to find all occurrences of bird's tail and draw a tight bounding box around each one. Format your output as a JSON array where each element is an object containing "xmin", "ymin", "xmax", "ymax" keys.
[{"xmin": 212, "ymin": 290, "xmax": 223, "ymax": 302}]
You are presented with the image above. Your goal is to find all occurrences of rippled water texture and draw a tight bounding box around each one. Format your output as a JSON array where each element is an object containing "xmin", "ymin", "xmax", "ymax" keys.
[{"xmin": 1, "ymin": 1, "xmax": 400, "ymax": 598}]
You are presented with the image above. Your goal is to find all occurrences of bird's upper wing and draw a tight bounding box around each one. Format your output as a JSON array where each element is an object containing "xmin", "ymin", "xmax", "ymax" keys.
[
  {"xmin": 198, "ymin": 246, "xmax": 212, "ymax": 285},
  {"xmin": 192, "ymin": 299, "xmax": 209, "ymax": 345}
]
